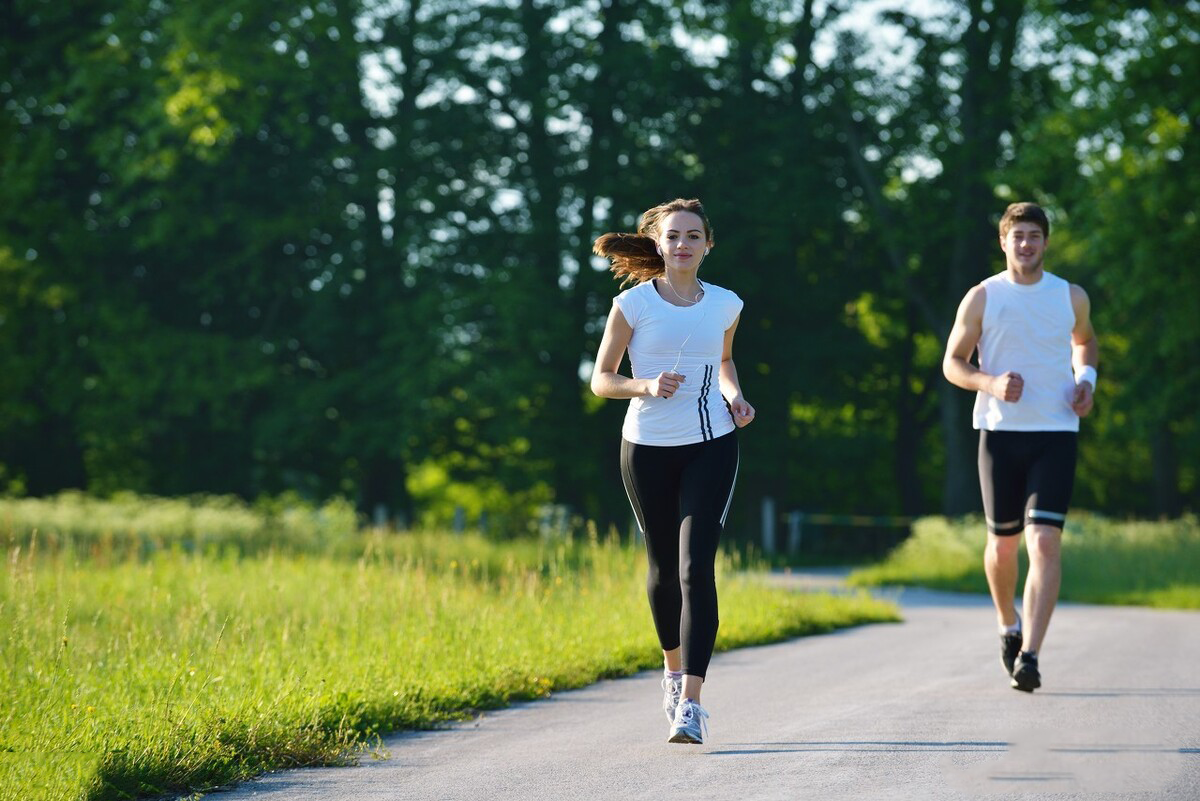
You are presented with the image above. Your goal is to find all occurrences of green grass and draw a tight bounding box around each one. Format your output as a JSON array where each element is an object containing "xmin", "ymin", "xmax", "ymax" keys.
[
  {"xmin": 0, "ymin": 491, "xmax": 359, "ymax": 557},
  {"xmin": 848, "ymin": 514, "xmax": 1200, "ymax": 608},
  {"xmin": 0, "ymin": 495, "xmax": 898, "ymax": 801}
]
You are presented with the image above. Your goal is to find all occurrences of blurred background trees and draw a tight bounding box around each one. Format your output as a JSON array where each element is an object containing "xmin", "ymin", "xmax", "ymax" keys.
[{"xmin": 2, "ymin": 0, "xmax": 1195, "ymax": 532}]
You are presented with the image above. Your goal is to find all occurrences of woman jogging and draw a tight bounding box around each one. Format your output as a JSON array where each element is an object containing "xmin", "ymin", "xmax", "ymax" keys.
[{"xmin": 590, "ymin": 198, "xmax": 755, "ymax": 744}]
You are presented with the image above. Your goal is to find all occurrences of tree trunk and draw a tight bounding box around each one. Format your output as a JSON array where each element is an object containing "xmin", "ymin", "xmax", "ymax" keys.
[
  {"xmin": 939, "ymin": 381, "xmax": 980, "ymax": 515},
  {"xmin": 361, "ymin": 455, "xmax": 413, "ymax": 527},
  {"xmin": 894, "ymin": 305, "xmax": 925, "ymax": 516},
  {"xmin": 1150, "ymin": 424, "xmax": 1182, "ymax": 518},
  {"xmin": 937, "ymin": 0, "xmax": 1025, "ymax": 516}
]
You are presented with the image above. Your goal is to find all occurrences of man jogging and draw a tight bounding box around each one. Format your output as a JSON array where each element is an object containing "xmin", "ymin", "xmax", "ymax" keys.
[{"xmin": 942, "ymin": 202, "xmax": 1099, "ymax": 692}]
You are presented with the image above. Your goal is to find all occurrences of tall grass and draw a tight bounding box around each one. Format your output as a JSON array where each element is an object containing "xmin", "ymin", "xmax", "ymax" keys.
[
  {"xmin": 0, "ymin": 491, "xmax": 358, "ymax": 557},
  {"xmin": 848, "ymin": 514, "xmax": 1200, "ymax": 608},
  {"xmin": 1, "ymin": 495, "xmax": 898, "ymax": 801}
]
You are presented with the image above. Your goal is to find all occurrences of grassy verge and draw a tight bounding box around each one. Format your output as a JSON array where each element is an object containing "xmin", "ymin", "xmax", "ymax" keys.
[
  {"xmin": 847, "ymin": 514, "xmax": 1200, "ymax": 608},
  {"xmin": 2, "ymin": 500, "xmax": 897, "ymax": 801},
  {"xmin": 0, "ymin": 491, "xmax": 358, "ymax": 557}
]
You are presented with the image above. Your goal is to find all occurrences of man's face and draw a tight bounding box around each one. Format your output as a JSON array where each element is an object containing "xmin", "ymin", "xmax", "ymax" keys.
[{"xmin": 1001, "ymin": 222, "xmax": 1047, "ymax": 274}]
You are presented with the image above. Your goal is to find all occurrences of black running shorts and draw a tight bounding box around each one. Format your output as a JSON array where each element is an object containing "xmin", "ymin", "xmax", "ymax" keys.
[{"xmin": 977, "ymin": 430, "xmax": 1078, "ymax": 536}]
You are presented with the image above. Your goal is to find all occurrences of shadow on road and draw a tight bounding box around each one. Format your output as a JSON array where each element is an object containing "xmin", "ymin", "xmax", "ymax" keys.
[
  {"xmin": 1037, "ymin": 688, "xmax": 1200, "ymax": 698},
  {"xmin": 709, "ymin": 739, "xmax": 1200, "ymax": 757}
]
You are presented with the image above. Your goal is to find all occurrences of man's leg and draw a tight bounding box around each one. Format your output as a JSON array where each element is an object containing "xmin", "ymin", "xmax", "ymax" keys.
[
  {"xmin": 979, "ymin": 429, "xmax": 1028, "ymax": 678},
  {"xmin": 979, "ymin": 430, "xmax": 1025, "ymax": 629},
  {"xmin": 1021, "ymin": 523, "xmax": 1062, "ymax": 654},
  {"xmin": 985, "ymin": 532, "xmax": 1022, "ymax": 627},
  {"xmin": 1021, "ymin": 431, "xmax": 1076, "ymax": 655}
]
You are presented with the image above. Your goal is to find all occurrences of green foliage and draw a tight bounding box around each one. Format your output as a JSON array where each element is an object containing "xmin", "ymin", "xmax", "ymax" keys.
[
  {"xmin": 0, "ymin": 497, "xmax": 897, "ymax": 800},
  {"xmin": 1, "ymin": 1, "xmax": 1196, "ymax": 526},
  {"xmin": 1010, "ymin": 1, "xmax": 1200, "ymax": 515},
  {"xmin": 405, "ymin": 458, "xmax": 554, "ymax": 536},
  {"xmin": 848, "ymin": 514, "xmax": 1200, "ymax": 608}
]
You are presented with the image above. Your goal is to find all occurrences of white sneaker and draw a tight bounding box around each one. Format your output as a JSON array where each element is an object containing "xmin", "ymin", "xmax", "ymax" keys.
[
  {"xmin": 661, "ymin": 674, "xmax": 683, "ymax": 723},
  {"xmin": 668, "ymin": 698, "xmax": 709, "ymax": 744}
]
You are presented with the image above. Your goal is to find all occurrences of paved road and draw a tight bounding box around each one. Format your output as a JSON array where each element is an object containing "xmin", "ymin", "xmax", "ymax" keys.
[{"xmin": 209, "ymin": 572, "xmax": 1200, "ymax": 800}]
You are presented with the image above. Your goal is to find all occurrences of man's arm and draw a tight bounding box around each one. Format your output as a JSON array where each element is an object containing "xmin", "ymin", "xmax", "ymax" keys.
[
  {"xmin": 942, "ymin": 285, "xmax": 1023, "ymax": 401},
  {"xmin": 1069, "ymin": 284, "xmax": 1098, "ymax": 417}
]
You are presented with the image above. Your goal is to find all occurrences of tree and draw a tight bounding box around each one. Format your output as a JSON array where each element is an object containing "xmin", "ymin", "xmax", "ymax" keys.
[
  {"xmin": 1011, "ymin": 0, "xmax": 1200, "ymax": 515},
  {"xmin": 835, "ymin": 0, "xmax": 1030, "ymax": 514}
]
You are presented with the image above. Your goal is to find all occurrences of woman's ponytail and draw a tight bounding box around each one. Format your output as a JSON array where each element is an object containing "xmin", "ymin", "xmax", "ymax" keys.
[{"xmin": 592, "ymin": 232, "xmax": 663, "ymax": 286}]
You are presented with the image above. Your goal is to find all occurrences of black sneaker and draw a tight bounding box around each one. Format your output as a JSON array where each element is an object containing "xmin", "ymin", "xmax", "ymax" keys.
[
  {"xmin": 1001, "ymin": 631, "xmax": 1022, "ymax": 676},
  {"xmin": 1011, "ymin": 651, "xmax": 1041, "ymax": 692}
]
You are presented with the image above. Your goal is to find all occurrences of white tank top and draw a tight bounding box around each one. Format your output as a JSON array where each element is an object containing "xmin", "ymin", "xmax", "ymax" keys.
[
  {"xmin": 613, "ymin": 279, "xmax": 744, "ymax": 446},
  {"xmin": 973, "ymin": 271, "xmax": 1079, "ymax": 432}
]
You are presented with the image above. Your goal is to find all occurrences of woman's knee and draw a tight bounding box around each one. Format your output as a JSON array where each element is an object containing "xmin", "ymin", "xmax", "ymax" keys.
[
  {"xmin": 679, "ymin": 559, "xmax": 716, "ymax": 594},
  {"xmin": 646, "ymin": 562, "xmax": 678, "ymax": 592}
]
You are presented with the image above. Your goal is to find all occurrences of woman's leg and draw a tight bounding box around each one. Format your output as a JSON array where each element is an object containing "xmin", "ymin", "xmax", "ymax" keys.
[
  {"xmin": 676, "ymin": 432, "xmax": 739, "ymax": 701},
  {"xmin": 620, "ymin": 439, "xmax": 685, "ymax": 657}
]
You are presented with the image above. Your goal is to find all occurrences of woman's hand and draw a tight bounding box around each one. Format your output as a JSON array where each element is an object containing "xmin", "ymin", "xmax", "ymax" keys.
[
  {"xmin": 646, "ymin": 371, "xmax": 686, "ymax": 399},
  {"xmin": 729, "ymin": 396, "xmax": 755, "ymax": 427}
]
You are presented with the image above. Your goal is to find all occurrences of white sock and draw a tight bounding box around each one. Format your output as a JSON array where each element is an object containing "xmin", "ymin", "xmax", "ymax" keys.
[
  {"xmin": 665, "ymin": 669, "xmax": 683, "ymax": 681},
  {"xmin": 1000, "ymin": 613, "xmax": 1021, "ymax": 635}
]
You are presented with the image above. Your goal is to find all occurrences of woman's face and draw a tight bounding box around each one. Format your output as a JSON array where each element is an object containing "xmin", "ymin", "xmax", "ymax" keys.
[{"xmin": 657, "ymin": 211, "xmax": 709, "ymax": 270}]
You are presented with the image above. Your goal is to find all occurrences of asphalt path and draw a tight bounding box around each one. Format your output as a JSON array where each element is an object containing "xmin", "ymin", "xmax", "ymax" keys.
[{"xmin": 207, "ymin": 571, "xmax": 1200, "ymax": 800}]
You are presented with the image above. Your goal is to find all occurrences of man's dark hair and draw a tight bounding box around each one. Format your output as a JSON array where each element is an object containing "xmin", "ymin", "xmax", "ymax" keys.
[{"xmin": 999, "ymin": 202, "xmax": 1050, "ymax": 238}]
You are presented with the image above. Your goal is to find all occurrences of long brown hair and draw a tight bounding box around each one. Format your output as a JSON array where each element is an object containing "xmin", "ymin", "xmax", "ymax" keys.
[{"xmin": 593, "ymin": 198, "xmax": 714, "ymax": 286}]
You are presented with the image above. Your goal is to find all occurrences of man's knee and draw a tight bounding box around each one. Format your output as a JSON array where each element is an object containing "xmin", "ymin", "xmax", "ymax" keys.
[
  {"xmin": 987, "ymin": 532, "xmax": 1021, "ymax": 559},
  {"xmin": 1025, "ymin": 524, "xmax": 1062, "ymax": 562}
]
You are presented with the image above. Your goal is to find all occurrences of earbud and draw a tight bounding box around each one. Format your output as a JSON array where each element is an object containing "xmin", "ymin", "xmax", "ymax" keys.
[{"xmin": 704, "ymin": 248, "xmax": 711, "ymax": 255}]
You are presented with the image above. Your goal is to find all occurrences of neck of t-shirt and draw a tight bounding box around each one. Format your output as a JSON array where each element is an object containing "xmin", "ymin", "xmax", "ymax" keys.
[
  {"xmin": 653, "ymin": 277, "xmax": 706, "ymax": 307},
  {"xmin": 1003, "ymin": 268, "xmax": 1048, "ymax": 291}
]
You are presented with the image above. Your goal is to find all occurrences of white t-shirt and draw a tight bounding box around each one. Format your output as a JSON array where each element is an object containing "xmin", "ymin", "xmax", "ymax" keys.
[
  {"xmin": 973, "ymin": 270, "xmax": 1080, "ymax": 432},
  {"xmin": 613, "ymin": 279, "xmax": 744, "ymax": 446}
]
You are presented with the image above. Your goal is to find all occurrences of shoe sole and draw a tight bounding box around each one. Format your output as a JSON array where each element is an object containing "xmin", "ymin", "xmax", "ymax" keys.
[
  {"xmin": 668, "ymin": 731, "xmax": 703, "ymax": 744},
  {"xmin": 1010, "ymin": 673, "xmax": 1041, "ymax": 692}
]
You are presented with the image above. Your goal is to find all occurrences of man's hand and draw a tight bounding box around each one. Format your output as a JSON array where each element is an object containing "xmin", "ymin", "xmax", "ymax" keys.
[
  {"xmin": 1071, "ymin": 380, "xmax": 1094, "ymax": 417},
  {"xmin": 990, "ymin": 371, "xmax": 1024, "ymax": 402}
]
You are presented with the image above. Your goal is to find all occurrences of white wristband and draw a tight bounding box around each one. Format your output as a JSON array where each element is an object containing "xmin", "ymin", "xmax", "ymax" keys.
[{"xmin": 1074, "ymin": 365, "xmax": 1097, "ymax": 388}]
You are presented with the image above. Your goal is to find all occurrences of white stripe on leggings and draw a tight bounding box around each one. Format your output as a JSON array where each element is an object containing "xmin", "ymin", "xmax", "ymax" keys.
[
  {"xmin": 720, "ymin": 447, "xmax": 740, "ymax": 526},
  {"xmin": 622, "ymin": 474, "xmax": 646, "ymax": 534}
]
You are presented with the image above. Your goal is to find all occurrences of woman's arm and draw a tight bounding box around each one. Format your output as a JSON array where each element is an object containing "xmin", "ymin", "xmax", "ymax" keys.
[
  {"xmin": 718, "ymin": 314, "xmax": 755, "ymax": 427},
  {"xmin": 590, "ymin": 305, "xmax": 684, "ymax": 399}
]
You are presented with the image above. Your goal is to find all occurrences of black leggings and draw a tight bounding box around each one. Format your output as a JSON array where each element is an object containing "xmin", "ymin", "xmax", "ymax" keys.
[{"xmin": 620, "ymin": 431, "xmax": 739, "ymax": 679}]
